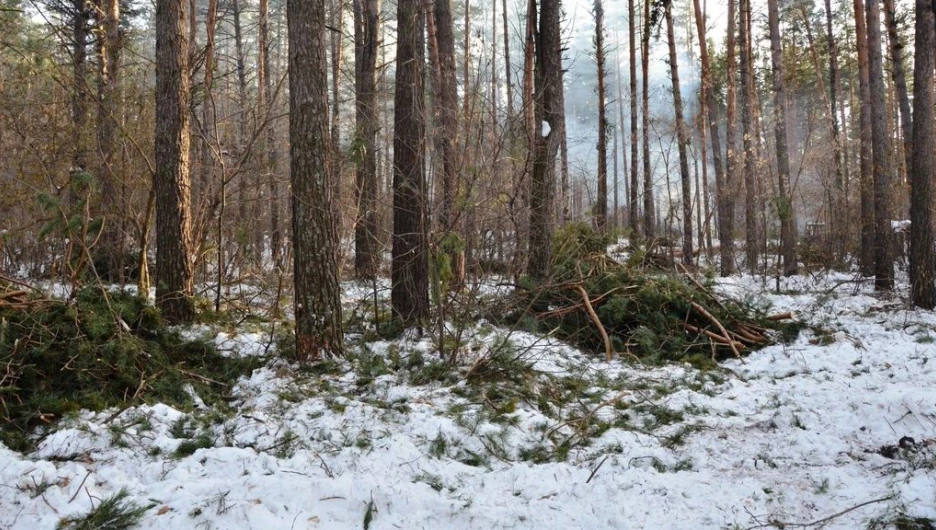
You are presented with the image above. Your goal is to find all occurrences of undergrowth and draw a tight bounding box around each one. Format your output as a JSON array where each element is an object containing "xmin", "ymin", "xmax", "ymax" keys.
[
  {"xmin": 0, "ymin": 287, "xmax": 267, "ymax": 451},
  {"xmin": 56, "ymin": 489, "xmax": 152, "ymax": 530}
]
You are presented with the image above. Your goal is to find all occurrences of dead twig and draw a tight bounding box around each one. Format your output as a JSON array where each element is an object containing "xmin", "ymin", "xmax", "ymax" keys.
[{"xmin": 690, "ymin": 301, "xmax": 743, "ymax": 360}]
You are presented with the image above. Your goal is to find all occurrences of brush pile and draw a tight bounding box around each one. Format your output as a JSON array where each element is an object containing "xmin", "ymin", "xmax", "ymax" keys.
[{"xmin": 497, "ymin": 224, "xmax": 800, "ymax": 366}]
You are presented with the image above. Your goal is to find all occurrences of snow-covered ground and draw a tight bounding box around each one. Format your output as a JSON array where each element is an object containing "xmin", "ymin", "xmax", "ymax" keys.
[{"xmin": 2, "ymin": 272, "xmax": 936, "ymax": 529}]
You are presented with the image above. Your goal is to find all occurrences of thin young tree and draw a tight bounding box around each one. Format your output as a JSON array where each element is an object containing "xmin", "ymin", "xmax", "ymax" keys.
[
  {"xmin": 154, "ymin": 0, "xmax": 195, "ymax": 323},
  {"xmin": 865, "ymin": 0, "xmax": 893, "ymax": 290},
  {"xmin": 287, "ymin": 0, "xmax": 345, "ymax": 358},
  {"xmin": 824, "ymin": 0, "xmax": 846, "ymax": 261},
  {"xmin": 391, "ymin": 0, "xmax": 429, "ymax": 325},
  {"xmin": 353, "ymin": 0, "xmax": 380, "ymax": 279},
  {"xmin": 96, "ymin": 0, "xmax": 122, "ymax": 278},
  {"xmin": 663, "ymin": 0, "xmax": 693, "ymax": 265},
  {"xmin": 627, "ymin": 0, "xmax": 639, "ymax": 236},
  {"xmin": 767, "ymin": 0, "xmax": 797, "ymax": 276},
  {"xmin": 594, "ymin": 0, "xmax": 608, "ymax": 232},
  {"xmin": 908, "ymin": 0, "xmax": 935, "ymax": 308}
]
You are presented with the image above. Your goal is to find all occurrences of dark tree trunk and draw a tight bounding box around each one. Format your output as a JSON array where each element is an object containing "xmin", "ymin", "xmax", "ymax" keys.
[
  {"xmin": 740, "ymin": 0, "xmax": 758, "ymax": 273},
  {"xmin": 232, "ymin": 0, "xmax": 253, "ymax": 265},
  {"xmin": 392, "ymin": 0, "xmax": 430, "ymax": 326},
  {"xmin": 883, "ymin": 0, "xmax": 912, "ymax": 177},
  {"xmin": 664, "ymin": 0, "xmax": 693, "ymax": 265},
  {"xmin": 824, "ymin": 0, "xmax": 846, "ymax": 261},
  {"xmin": 259, "ymin": 0, "xmax": 282, "ymax": 270},
  {"xmin": 527, "ymin": 0, "xmax": 563, "ymax": 280},
  {"xmin": 96, "ymin": 0, "xmax": 122, "ymax": 279},
  {"xmin": 767, "ymin": 0, "xmax": 797, "ymax": 276},
  {"xmin": 72, "ymin": 0, "xmax": 90, "ymax": 170},
  {"xmin": 909, "ymin": 0, "xmax": 935, "ymax": 307},
  {"xmin": 330, "ymin": 0, "xmax": 345, "ymax": 200},
  {"xmin": 288, "ymin": 0, "xmax": 345, "ymax": 358},
  {"xmin": 866, "ymin": 0, "xmax": 894, "ymax": 290},
  {"xmin": 594, "ymin": 0, "xmax": 608, "ymax": 232},
  {"xmin": 721, "ymin": 0, "xmax": 737, "ymax": 276},
  {"xmin": 433, "ymin": 0, "xmax": 459, "ymax": 234},
  {"xmin": 854, "ymin": 0, "xmax": 874, "ymax": 275},
  {"xmin": 691, "ymin": 0, "xmax": 723, "ymax": 264},
  {"xmin": 628, "ymin": 0, "xmax": 639, "ymax": 236},
  {"xmin": 641, "ymin": 0, "xmax": 654, "ymax": 239},
  {"xmin": 155, "ymin": 0, "xmax": 195, "ymax": 323},
  {"xmin": 353, "ymin": 0, "xmax": 379, "ymax": 279}
]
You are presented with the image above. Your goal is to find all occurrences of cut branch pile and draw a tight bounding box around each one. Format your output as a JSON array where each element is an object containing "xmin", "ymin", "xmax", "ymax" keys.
[{"xmin": 494, "ymin": 224, "xmax": 801, "ymax": 365}]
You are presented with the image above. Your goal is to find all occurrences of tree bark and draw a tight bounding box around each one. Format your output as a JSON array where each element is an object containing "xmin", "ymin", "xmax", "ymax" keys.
[
  {"xmin": 883, "ymin": 0, "xmax": 912, "ymax": 178},
  {"xmin": 641, "ymin": 0, "xmax": 654, "ymax": 239},
  {"xmin": 96, "ymin": 0, "xmax": 122, "ymax": 279},
  {"xmin": 353, "ymin": 0, "xmax": 380, "ymax": 279},
  {"xmin": 721, "ymin": 0, "xmax": 737, "ymax": 275},
  {"xmin": 259, "ymin": 0, "xmax": 282, "ymax": 270},
  {"xmin": 866, "ymin": 0, "xmax": 893, "ymax": 290},
  {"xmin": 740, "ymin": 0, "xmax": 758, "ymax": 272},
  {"xmin": 594, "ymin": 0, "xmax": 608, "ymax": 232},
  {"xmin": 527, "ymin": 0, "xmax": 562, "ymax": 280},
  {"xmin": 854, "ymin": 0, "xmax": 874, "ymax": 274},
  {"xmin": 288, "ymin": 0, "xmax": 345, "ymax": 358},
  {"xmin": 155, "ymin": 0, "xmax": 195, "ymax": 323},
  {"xmin": 767, "ymin": 0, "xmax": 797, "ymax": 276},
  {"xmin": 909, "ymin": 0, "xmax": 935, "ymax": 308},
  {"xmin": 628, "ymin": 0, "xmax": 639, "ymax": 236},
  {"xmin": 392, "ymin": 0, "xmax": 430, "ymax": 326},
  {"xmin": 824, "ymin": 0, "xmax": 846, "ymax": 262},
  {"xmin": 664, "ymin": 0, "xmax": 693, "ymax": 265}
]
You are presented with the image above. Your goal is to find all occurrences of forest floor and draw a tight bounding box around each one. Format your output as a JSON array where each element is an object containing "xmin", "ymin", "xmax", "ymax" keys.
[{"xmin": 1, "ymin": 271, "xmax": 936, "ymax": 529}]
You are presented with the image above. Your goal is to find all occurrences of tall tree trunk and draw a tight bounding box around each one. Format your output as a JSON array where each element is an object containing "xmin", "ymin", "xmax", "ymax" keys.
[
  {"xmin": 740, "ymin": 0, "xmax": 757, "ymax": 272},
  {"xmin": 353, "ymin": 0, "xmax": 379, "ymax": 279},
  {"xmin": 866, "ymin": 0, "xmax": 894, "ymax": 290},
  {"xmin": 96, "ymin": 0, "xmax": 122, "ymax": 278},
  {"xmin": 824, "ymin": 0, "xmax": 846, "ymax": 262},
  {"xmin": 502, "ymin": 0, "xmax": 513, "ymax": 120},
  {"xmin": 641, "ymin": 0, "xmax": 654, "ymax": 239},
  {"xmin": 155, "ymin": 0, "xmax": 195, "ymax": 323},
  {"xmin": 883, "ymin": 0, "xmax": 912, "ymax": 178},
  {"xmin": 288, "ymin": 0, "xmax": 345, "ymax": 358},
  {"xmin": 691, "ymin": 0, "xmax": 723, "ymax": 263},
  {"xmin": 767, "ymin": 0, "xmax": 797, "ymax": 276},
  {"xmin": 259, "ymin": 0, "xmax": 281, "ymax": 270},
  {"xmin": 232, "ymin": 0, "xmax": 253, "ymax": 265},
  {"xmin": 614, "ymin": 30, "xmax": 628, "ymax": 231},
  {"xmin": 721, "ymin": 0, "xmax": 737, "ymax": 275},
  {"xmin": 854, "ymin": 0, "xmax": 874, "ymax": 274},
  {"xmin": 71, "ymin": 0, "xmax": 90, "ymax": 170},
  {"xmin": 628, "ymin": 0, "xmax": 639, "ymax": 236},
  {"xmin": 594, "ymin": 0, "xmax": 608, "ymax": 232},
  {"xmin": 392, "ymin": 0, "xmax": 430, "ymax": 326},
  {"xmin": 528, "ymin": 0, "xmax": 563, "ymax": 280},
  {"xmin": 909, "ymin": 0, "xmax": 936, "ymax": 308},
  {"xmin": 433, "ymin": 0, "xmax": 459, "ymax": 233},
  {"xmin": 331, "ymin": 0, "xmax": 345, "ymax": 197},
  {"xmin": 664, "ymin": 0, "xmax": 693, "ymax": 265}
]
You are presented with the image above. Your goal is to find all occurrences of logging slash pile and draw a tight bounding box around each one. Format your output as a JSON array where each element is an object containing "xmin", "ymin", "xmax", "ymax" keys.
[
  {"xmin": 500, "ymin": 224, "xmax": 800, "ymax": 366},
  {"xmin": 0, "ymin": 279, "xmax": 264, "ymax": 451}
]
